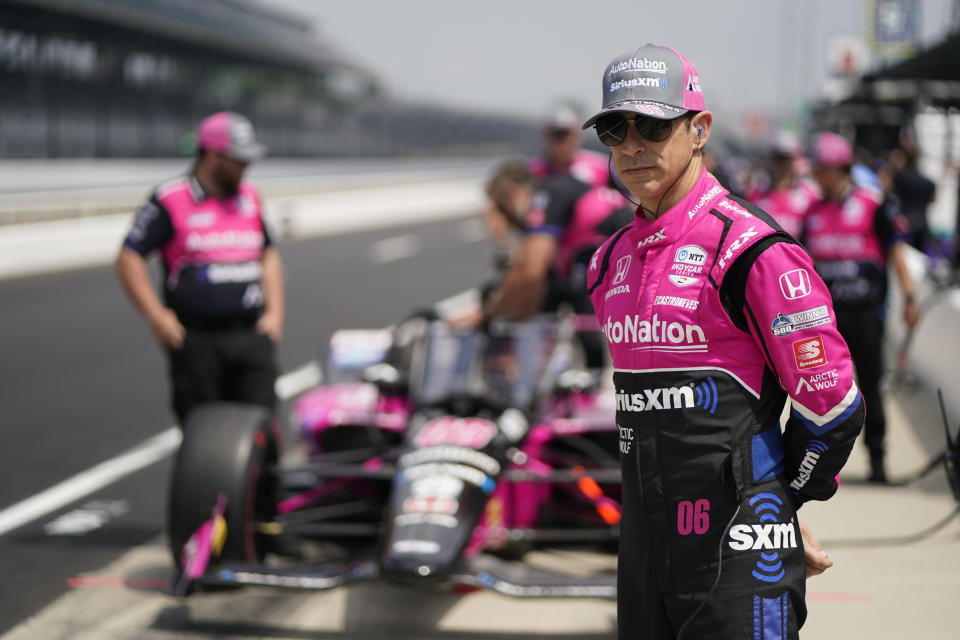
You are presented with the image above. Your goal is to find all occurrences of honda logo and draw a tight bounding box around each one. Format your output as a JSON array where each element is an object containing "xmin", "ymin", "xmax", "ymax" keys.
[
  {"xmin": 779, "ymin": 269, "xmax": 811, "ymax": 299},
  {"xmin": 612, "ymin": 255, "xmax": 631, "ymax": 285}
]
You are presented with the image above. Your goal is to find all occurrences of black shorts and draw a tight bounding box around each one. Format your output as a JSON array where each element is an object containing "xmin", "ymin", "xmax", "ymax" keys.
[{"xmin": 168, "ymin": 325, "xmax": 277, "ymax": 424}]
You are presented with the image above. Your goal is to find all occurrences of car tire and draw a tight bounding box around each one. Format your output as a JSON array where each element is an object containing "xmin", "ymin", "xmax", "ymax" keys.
[{"xmin": 167, "ymin": 402, "xmax": 280, "ymax": 568}]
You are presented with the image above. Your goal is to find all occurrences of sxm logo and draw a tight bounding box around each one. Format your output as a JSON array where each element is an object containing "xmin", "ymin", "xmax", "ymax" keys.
[{"xmin": 615, "ymin": 377, "xmax": 718, "ymax": 414}]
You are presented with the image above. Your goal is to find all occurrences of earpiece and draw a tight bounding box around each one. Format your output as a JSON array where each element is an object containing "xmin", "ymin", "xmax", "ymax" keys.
[{"xmin": 696, "ymin": 125, "xmax": 704, "ymax": 138}]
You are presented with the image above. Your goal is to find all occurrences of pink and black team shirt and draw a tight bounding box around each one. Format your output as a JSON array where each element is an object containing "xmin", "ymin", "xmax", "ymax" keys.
[{"xmin": 123, "ymin": 176, "xmax": 270, "ymax": 323}]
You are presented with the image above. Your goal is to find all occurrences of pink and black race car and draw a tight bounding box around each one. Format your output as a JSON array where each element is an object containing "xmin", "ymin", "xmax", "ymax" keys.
[{"xmin": 167, "ymin": 314, "xmax": 621, "ymax": 598}]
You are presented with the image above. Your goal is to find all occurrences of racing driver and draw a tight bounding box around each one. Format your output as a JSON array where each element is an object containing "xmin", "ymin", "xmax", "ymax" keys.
[{"xmin": 583, "ymin": 45, "xmax": 863, "ymax": 639}]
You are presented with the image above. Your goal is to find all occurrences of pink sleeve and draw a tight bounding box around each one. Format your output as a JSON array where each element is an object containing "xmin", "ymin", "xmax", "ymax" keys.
[{"xmin": 742, "ymin": 241, "xmax": 864, "ymax": 505}]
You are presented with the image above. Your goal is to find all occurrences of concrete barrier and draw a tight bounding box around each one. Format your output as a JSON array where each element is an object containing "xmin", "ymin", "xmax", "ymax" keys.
[
  {"xmin": 884, "ymin": 246, "xmax": 960, "ymax": 430},
  {"xmin": 0, "ymin": 175, "xmax": 485, "ymax": 280},
  {"xmin": 904, "ymin": 287, "xmax": 960, "ymax": 430}
]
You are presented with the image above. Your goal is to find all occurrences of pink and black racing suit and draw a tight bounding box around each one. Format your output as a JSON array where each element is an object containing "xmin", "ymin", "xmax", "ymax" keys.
[
  {"xmin": 526, "ymin": 172, "xmax": 631, "ymax": 367},
  {"xmin": 748, "ymin": 178, "xmax": 820, "ymax": 240},
  {"xmin": 527, "ymin": 148, "xmax": 610, "ymax": 187},
  {"xmin": 587, "ymin": 168, "xmax": 864, "ymax": 639},
  {"xmin": 802, "ymin": 183, "xmax": 908, "ymax": 469}
]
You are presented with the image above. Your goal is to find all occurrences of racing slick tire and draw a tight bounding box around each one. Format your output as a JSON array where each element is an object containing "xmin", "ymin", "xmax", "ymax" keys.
[{"xmin": 168, "ymin": 402, "xmax": 280, "ymax": 569}]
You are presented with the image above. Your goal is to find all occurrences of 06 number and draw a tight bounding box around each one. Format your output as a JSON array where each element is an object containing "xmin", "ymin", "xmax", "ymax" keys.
[{"xmin": 677, "ymin": 499, "xmax": 710, "ymax": 535}]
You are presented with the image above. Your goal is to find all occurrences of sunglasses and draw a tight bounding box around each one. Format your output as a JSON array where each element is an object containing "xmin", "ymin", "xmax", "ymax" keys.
[{"xmin": 594, "ymin": 113, "xmax": 676, "ymax": 146}]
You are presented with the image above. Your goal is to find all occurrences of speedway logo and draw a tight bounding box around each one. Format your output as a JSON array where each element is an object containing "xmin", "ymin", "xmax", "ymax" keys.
[
  {"xmin": 770, "ymin": 305, "xmax": 830, "ymax": 337},
  {"xmin": 615, "ymin": 386, "xmax": 694, "ymax": 412},
  {"xmin": 602, "ymin": 314, "xmax": 707, "ymax": 352},
  {"xmin": 793, "ymin": 336, "xmax": 827, "ymax": 370},
  {"xmin": 717, "ymin": 226, "xmax": 759, "ymax": 269},
  {"xmin": 637, "ymin": 229, "xmax": 666, "ymax": 249}
]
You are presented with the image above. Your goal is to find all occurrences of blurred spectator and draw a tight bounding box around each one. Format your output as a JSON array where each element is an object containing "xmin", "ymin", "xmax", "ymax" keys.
[
  {"xmin": 483, "ymin": 160, "xmax": 536, "ymax": 259},
  {"xmin": 115, "ymin": 111, "xmax": 284, "ymax": 424},
  {"xmin": 889, "ymin": 133, "xmax": 936, "ymax": 255},
  {"xmin": 851, "ymin": 146, "xmax": 883, "ymax": 191},
  {"xmin": 703, "ymin": 147, "xmax": 741, "ymax": 196},
  {"xmin": 481, "ymin": 161, "xmax": 632, "ymax": 368},
  {"xmin": 748, "ymin": 131, "xmax": 820, "ymax": 239},
  {"xmin": 527, "ymin": 105, "xmax": 609, "ymax": 187},
  {"xmin": 479, "ymin": 160, "xmax": 538, "ymax": 297},
  {"xmin": 804, "ymin": 132, "xmax": 919, "ymax": 483}
]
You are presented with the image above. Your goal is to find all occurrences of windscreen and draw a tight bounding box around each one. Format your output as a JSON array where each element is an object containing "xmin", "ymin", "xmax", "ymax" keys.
[{"xmin": 413, "ymin": 319, "xmax": 559, "ymax": 411}]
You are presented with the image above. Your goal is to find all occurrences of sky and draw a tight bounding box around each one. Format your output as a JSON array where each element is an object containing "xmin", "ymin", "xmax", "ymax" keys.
[{"xmin": 266, "ymin": 0, "xmax": 956, "ymax": 139}]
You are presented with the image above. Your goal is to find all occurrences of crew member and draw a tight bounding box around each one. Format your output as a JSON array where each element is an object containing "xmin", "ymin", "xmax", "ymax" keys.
[
  {"xmin": 115, "ymin": 111, "xmax": 284, "ymax": 424},
  {"xmin": 804, "ymin": 131, "xmax": 919, "ymax": 483}
]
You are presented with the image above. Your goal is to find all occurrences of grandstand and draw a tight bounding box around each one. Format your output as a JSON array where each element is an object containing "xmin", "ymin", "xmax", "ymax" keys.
[{"xmin": 0, "ymin": 0, "xmax": 537, "ymax": 157}]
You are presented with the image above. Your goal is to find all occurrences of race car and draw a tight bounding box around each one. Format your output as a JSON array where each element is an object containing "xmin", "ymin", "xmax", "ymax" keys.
[{"xmin": 167, "ymin": 313, "xmax": 621, "ymax": 598}]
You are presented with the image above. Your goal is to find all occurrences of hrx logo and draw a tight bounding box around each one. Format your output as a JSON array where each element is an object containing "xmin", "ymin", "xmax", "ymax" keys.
[
  {"xmin": 718, "ymin": 227, "xmax": 759, "ymax": 268},
  {"xmin": 637, "ymin": 229, "xmax": 666, "ymax": 248}
]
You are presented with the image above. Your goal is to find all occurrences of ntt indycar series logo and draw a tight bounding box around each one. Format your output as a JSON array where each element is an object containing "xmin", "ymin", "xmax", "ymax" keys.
[{"xmin": 602, "ymin": 314, "xmax": 707, "ymax": 353}]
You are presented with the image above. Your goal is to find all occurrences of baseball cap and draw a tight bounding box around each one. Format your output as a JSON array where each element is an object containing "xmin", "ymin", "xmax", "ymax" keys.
[
  {"xmin": 772, "ymin": 131, "xmax": 803, "ymax": 158},
  {"xmin": 813, "ymin": 132, "xmax": 853, "ymax": 167},
  {"xmin": 543, "ymin": 105, "xmax": 581, "ymax": 131},
  {"xmin": 196, "ymin": 111, "xmax": 266, "ymax": 162},
  {"xmin": 582, "ymin": 44, "xmax": 705, "ymax": 129}
]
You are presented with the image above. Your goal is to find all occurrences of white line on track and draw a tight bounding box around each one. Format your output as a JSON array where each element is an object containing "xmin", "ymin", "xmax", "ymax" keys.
[
  {"xmin": 368, "ymin": 233, "xmax": 421, "ymax": 263},
  {"xmin": 0, "ymin": 360, "xmax": 322, "ymax": 537}
]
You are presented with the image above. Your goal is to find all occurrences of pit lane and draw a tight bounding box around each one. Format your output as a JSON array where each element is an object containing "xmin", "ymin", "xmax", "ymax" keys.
[{"xmin": 0, "ymin": 190, "xmax": 620, "ymax": 637}]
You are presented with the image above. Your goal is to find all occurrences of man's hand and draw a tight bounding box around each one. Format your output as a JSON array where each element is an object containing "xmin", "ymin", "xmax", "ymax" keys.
[
  {"xmin": 149, "ymin": 308, "xmax": 186, "ymax": 350},
  {"xmin": 257, "ymin": 310, "xmax": 284, "ymax": 342},
  {"xmin": 800, "ymin": 521, "xmax": 833, "ymax": 578}
]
